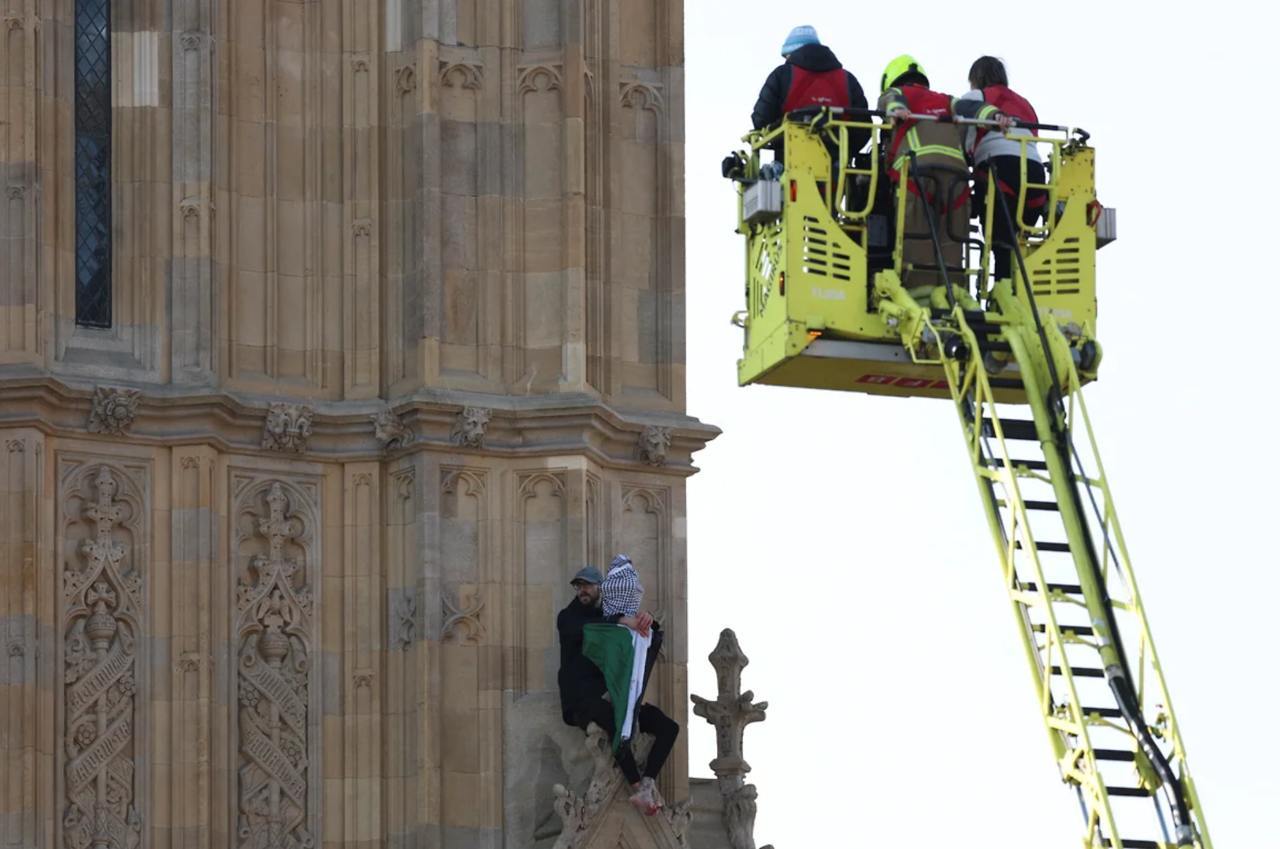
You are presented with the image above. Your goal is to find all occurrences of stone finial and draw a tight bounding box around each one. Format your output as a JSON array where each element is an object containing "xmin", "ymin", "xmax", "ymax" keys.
[
  {"xmin": 87, "ymin": 386, "xmax": 142, "ymax": 436},
  {"xmin": 261, "ymin": 403, "xmax": 314, "ymax": 453},
  {"xmin": 637, "ymin": 425, "xmax": 672, "ymax": 466},
  {"xmin": 371, "ymin": 408, "xmax": 413, "ymax": 451},
  {"xmin": 691, "ymin": 628, "xmax": 770, "ymax": 849},
  {"xmin": 450, "ymin": 406, "xmax": 492, "ymax": 448}
]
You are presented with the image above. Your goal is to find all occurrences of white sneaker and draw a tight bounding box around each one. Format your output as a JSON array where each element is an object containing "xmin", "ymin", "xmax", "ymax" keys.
[
  {"xmin": 638, "ymin": 777, "xmax": 661, "ymax": 816},
  {"xmin": 628, "ymin": 784, "xmax": 652, "ymax": 815}
]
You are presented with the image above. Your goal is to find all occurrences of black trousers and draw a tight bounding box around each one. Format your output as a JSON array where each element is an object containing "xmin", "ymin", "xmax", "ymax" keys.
[
  {"xmin": 571, "ymin": 699, "xmax": 680, "ymax": 785},
  {"xmin": 974, "ymin": 155, "xmax": 1047, "ymax": 280}
]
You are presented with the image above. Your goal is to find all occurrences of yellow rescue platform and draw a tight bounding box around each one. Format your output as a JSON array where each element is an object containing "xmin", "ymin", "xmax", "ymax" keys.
[
  {"xmin": 728, "ymin": 108, "xmax": 1109, "ymax": 401},
  {"xmin": 724, "ymin": 109, "xmax": 1214, "ymax": 849}
]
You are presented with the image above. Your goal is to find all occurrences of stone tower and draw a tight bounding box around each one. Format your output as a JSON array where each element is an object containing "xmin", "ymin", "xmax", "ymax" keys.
[{"xmin": 0, "ymin": 2, "xmax": 717, "ymax": 847}]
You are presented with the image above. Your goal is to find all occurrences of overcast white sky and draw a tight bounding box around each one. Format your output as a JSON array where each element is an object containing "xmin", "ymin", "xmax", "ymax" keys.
[{"xmin": 682, "ymin": 3, "xmax": 1277, "ymax": 846}]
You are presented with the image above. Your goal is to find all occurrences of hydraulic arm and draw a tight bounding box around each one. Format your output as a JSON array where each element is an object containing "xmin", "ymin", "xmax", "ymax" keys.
[{"xmin": 879, "ymin": 269, "xmax": 1211, "ymax": 849}]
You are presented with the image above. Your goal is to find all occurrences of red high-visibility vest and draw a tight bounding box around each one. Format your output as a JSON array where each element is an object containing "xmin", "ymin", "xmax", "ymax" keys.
[
  {"xmin": 782, "ymin": 66, "xmax": 851, "ymax": 113},
  {"xmin": 885, "ymin": 85, "xmax": 957, "ymax": 175},
  {"xmin": 975, "ymin": 84, "xmax": 1040, "ymax": 147}
]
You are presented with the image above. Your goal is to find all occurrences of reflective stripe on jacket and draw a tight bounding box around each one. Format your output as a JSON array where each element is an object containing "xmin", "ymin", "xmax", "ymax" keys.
[
  {"xmin": 877, "ymin": 84, "xmax": 995, "ymax": 181},
  {"xmin": 965, "ymin": 85, "xmax": 1042, "ymax": 164}
]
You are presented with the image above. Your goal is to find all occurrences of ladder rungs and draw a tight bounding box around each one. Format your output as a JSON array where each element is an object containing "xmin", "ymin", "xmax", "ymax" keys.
[
  {"xmin": 987, "ymin": 377, "xmax": 1024, "ymax": 390},
  {"xmin": 1050, "ymin": 665, "xmax": 1106, "ymax": 678},
  {"xmin": 1092, "ymin": 748, "xmax": 1136, "ymax": 762},
  {"xmin": 1015, "ymin": 540, "xmax": 1072, "ymax": 553},
  {"xmin": 980, "ymin": 417, "xmax": 1038, "ymax": 440},
  {"xmin": 1021, "ymin": 500, "xmax": 1060, "ymax": 511},
  {"xmin": 1033, "ymin": 623, "xmax": 1096, "ymax": 636},
  {"xmin": 1119, "ymin": 840, "xmax": 1161, "ymax": 849},
  {"xmin": 1106, "ymin": 786, "xmax": 1153, "ymax": 798},
  {"xmin": 982, "ymin": 456, "xmax": 1048, "ymax": 471},
  {"xmin": 1080, "ymin": 705, "xmax": 1123, "ymax": 718},
  {"xmin": 1023, "ymin": 581, "xmax": 1083, "ymax": 595}
]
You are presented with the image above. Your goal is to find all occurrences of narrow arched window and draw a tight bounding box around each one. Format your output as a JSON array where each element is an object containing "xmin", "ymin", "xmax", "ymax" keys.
[{"xmin": 74, "ymin": 0, "xmax": 112, "ymax": 328}]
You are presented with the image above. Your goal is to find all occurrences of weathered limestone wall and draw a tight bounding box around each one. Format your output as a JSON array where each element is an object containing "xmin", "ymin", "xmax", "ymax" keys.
[{"xmin": 0, "ymin": 1, "xmax": 712, "ymax": 847}]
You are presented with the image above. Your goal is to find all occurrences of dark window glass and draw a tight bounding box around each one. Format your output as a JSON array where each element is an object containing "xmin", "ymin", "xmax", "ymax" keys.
[{"xmin": 74, "ymin": 0, "xmax": 112, "ymax": 328}]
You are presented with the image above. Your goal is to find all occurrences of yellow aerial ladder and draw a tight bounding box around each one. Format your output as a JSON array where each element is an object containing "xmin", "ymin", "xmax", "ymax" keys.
[{"xmin": 725, "ymin": 108, "xmax": 1211, "ymax": 849}]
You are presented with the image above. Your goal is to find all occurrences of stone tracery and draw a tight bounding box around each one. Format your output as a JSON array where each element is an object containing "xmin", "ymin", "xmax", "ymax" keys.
[
  {"xmin": 234, "ymin": 481, "xmax": 316, "ymax": 849},
  {"xmin": 62, "ymin": 465, "xmax": 143, "ymax": 849}
]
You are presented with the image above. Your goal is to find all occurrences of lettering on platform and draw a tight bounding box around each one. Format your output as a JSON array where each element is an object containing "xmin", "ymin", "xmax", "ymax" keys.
[
  {"xmin": 233, "ymin": 480, "xmax": 317, "ymax": 849},
  {"xmin": 61, "ymin": 464, "xmax": 144, "ymax": 849}
]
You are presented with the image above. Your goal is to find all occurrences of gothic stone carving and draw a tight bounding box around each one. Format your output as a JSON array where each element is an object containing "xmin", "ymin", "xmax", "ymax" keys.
[
  {"xmin": 637, "ymin": 425, "xmax": 672, "ymax": 466},
  {"xmin": 441, "ymin": 587, "xmax": 484, "ymax": 645},
  {"xmin": 395, "ymin": 64, "xmax": 417, "ymax": 94},
  {"xmin": 62, "ymin": 465, "xmax": 144, "ymax": 849},
  {"xmin": 438, "ymin": 61, "xmax": 483, "ymax": 90},
  {"xmin": 178, "ymin": 197, "xmax": 204, "ymax": 221},
  {"xmin": 552, "ymin": 728, "xmax": 688, "ymax": 849},
  {"xmin": 261, "ymin": 404, "xmax": 314, "ymax": 453},
  {"xmin": 691, "ymin": 628, "xmax": 771, "ymax": 849},
  {"xmin": 87, "ymin": 387, "xmax": 142, "ymax": 436},
  {"xmin": 724, "ymin": 785, "xmax": 762, "ymax": 849},
  {"xmin": 234, "ymin": 482, "xmax": 316, "ymax": 849},
  {"xmin": 450, "ymin": 406, "xmax": 492, "ymax": 448},
  {"xmin": 371, "ymin": 408, "xmax": 413, "ymax": 451},
  {"xmin": 393, "ymin": 592, "xmax": 416, "ymax": 650},
  {"xmin": 517, "ymin": 63, "xmax": 563, "ymax": 94},
  {"xmin": 619, "ymin": 81, "xmax": 665, "ymax": 113}
]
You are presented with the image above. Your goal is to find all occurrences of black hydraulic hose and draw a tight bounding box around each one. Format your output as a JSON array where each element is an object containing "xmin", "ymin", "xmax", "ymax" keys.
[
  {"xmin": 906, "ymin": 151, "xmax": 957, "ymax": 310},
  {"xmin": 993, "ymin": 188, "xmax": 1195, "ymax": 845}
]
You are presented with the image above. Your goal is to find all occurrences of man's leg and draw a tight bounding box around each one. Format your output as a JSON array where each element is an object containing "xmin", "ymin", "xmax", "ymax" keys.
[
  {"xmin": 573, "ymin": 699, "xmax": 642, "ymax": 785},
  {"xmin": 635, "ymin": 704, "xmax": 680, "ymax": 780}
]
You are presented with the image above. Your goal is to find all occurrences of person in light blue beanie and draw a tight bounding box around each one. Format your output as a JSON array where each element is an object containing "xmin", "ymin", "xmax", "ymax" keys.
[
  {"xmin": 780, "ymin": 24, "xmax": 820, "ymax": 56},
  {"xmin": 752, "ymin": 27, "xmax": 869, "ymax": 158}
]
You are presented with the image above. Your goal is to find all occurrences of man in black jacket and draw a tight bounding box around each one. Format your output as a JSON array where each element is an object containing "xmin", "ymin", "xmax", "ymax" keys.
[
  {"xmin": 557, "ymin": 566, "xmax": 678, "ymax": 816},
  {"xmin": 751, "ymin": 26, "xmax": 870, "ymax": 155}
]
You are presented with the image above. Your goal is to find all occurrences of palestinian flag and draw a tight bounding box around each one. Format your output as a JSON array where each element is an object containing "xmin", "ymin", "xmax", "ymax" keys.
[{"xmin": 582, "ymin": 623, "xmax": 659, "ymax": 751}]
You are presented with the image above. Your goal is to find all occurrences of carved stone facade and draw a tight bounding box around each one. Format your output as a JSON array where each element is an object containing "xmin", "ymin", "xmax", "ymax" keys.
[
  {"xmin": 551, "ymin": 727, "xmax": 691, "ymax": 849},
  {"xmin": 60, "ymin": 462, "xmax": 147, "ymax": 849},
  {"xmin": 0, "ymin": 2, "xmax": 717, "ymax": 848},
  {"xmin": 233, "ymin": 480, "xmax": 318, "ymax": 849},
  {"xmin": 86, "ymin": 387, "xmax": 141, "ymax": 436}
]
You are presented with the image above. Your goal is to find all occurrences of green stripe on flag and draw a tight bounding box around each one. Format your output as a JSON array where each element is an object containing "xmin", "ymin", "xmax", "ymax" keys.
[{"xmin": 582, "ymin": 623, "xmax": 636, "ymax": 751}]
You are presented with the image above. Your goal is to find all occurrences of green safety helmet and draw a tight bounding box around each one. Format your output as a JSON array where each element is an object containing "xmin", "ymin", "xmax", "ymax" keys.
[{"xmin": 881, "ymin": 54, "xmax": 927, "ymax": 91}]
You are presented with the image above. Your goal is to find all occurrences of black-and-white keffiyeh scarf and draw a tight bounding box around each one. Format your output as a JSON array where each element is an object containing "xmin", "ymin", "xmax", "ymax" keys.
[{"xmin": 601, "ymin": 553, "xmax": 643, "ymax": 618}]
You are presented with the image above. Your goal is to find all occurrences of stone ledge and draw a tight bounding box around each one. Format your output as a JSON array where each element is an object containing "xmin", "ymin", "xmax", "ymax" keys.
[{"xmin": 0, "ymin": 372, "xmax": 721, "ymax": 471}]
